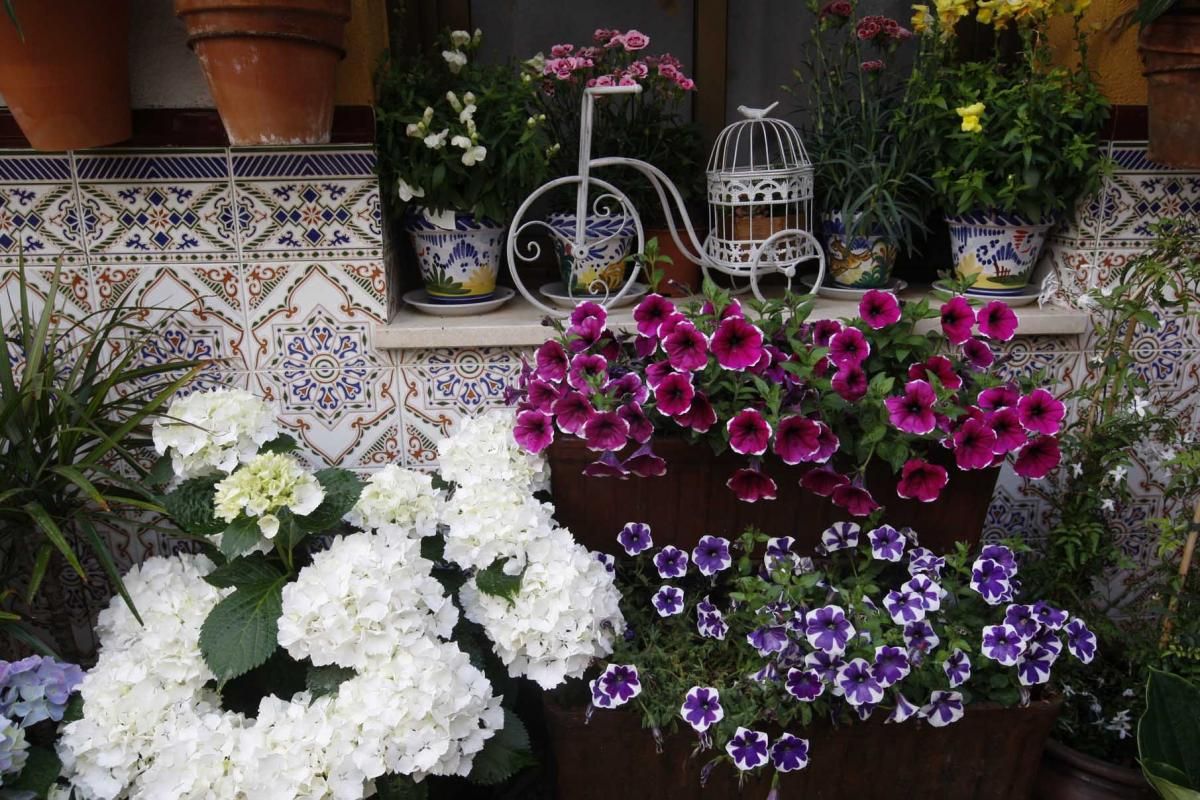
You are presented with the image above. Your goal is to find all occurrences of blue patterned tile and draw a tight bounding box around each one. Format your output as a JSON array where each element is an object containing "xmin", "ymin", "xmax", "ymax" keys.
[
  {"xmin": 0, "ymin": 152, "xmax": 85, "ymax": 266},
  {"xmin": 231, "ymin": 149, "xmax": 376, "ymax": 180}
]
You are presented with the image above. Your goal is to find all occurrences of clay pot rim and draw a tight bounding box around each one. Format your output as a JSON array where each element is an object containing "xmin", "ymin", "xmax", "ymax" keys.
[
  {"xmin": 1043, "ymin": 739, "xmax": 1148, "ymax": 787},
  {"xmin": 174, "ymin": 0, "xmax": 351, "ymax": 17}
]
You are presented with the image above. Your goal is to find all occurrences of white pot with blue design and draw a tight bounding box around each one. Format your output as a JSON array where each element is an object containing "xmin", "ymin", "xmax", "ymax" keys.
[
  {"xmin": 404, "ymin": 207, "xmax": 505, "ymax": 303},
  {"xmin": 945, "ymin": 211, "xmax": 1055, "ymax": 293},
  {"xmin": 546, "ymin": 211, "xmax": 637, "ymax": 295}
]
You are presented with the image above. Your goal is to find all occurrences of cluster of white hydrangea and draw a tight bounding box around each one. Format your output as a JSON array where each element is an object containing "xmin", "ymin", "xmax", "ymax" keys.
[
  {"xmin": 278, "ymin": 529, "xmax": 458, "ymax": 670},
  {"xmin": 460, "ymin": 527, "xmax": 625, "ymax": 689},
  {"xmin": 441, "ymin": 483, "xmax": 557, "ymax": 574},
  {"xmin": 438, "ymin": 410, "xmax": 549, "ymax": 492},
  {"xmin": 213, "ymin": 451, "xmax": 325, "ymax": 539},
  {"xmin": 151, "ymin": 389, "xmax": 280, "ymax": 480},
  {"xmin": 344, "ymin": 465, "xmax": 443, "ymax": 536}
]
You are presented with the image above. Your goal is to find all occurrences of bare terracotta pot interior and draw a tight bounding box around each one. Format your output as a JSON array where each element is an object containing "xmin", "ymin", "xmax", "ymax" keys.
[{"xmin": 1140, "ymin": 4, "xmax": 1200, "ymax": 169}]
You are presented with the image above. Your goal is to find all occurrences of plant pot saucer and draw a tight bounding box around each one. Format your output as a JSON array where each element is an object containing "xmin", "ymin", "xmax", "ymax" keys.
[
  {"xmin": 800, "ymin": 274, "xmax": 908, "ymax": 300},
  {"xmin": 539, "ymin": 281, "xmax": 648, "ymax": 309},
  {"xmin": 402, "ymin": 286, "xmax": 515, "ymax": 317},
  {"xmin": 932, "ymin": 279, "xmax": 1042, "ymax": 307}
]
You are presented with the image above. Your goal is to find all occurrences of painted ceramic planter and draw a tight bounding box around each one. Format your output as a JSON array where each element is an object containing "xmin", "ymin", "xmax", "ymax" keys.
[
  {"xmin": 946, "ymin": 211, "xmax": 1054, "ymax": 292},
  {"xmin": 821, "ymin": 211, "xmax": 898, "ymax": 288},
  {"xmin": 404, "ymin": 210, "xmax": 505, "ymax": 303},
  {"xmin": 547, "ymin": 212, "xmax": 637, "ymax": 295}
]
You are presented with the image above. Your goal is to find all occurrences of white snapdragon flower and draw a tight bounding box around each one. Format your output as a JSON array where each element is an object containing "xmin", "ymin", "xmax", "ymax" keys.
[
  {"xmin": 438, "ymin": 410, "xmax": 549, "ymax": 491},
  {"xmin": 460, "ymin": 528, "xmax": 625, "ymax": 689},
  {"xmin": 458, "ymin": 104, "xmax": 476, "ymax": 123},
  {"xmin": 151, "ymin": 388, "xmax": 280, "ymax": 479},
  {"xmin": 461, "ymin": 145, "xmax": 487, "ymax": 167},
  {"xmin": 397, "ymin": 179, "xmax": 426, "ymax": 202},
  {"xmin": 278, "ymin": 531, "xmax": 457, "ymax": 670},
  {"xmin": 213, "ymin": 452, "xmax": 325, "ymax": 538},
  {"xmin": 449, "ymin": 29, "xmax": 472, "ymax": 48},
  {"xmin": 445, "ymin": 91, "xmax": 463, "ymax": 113},
  {"xmin": 345, "ymin": 465, "xmax": 442, "ymax": 535},
  {"xmin": 442, "ymin": 49, "xmax": 467, "ymax": 73},
  {"xmin": 423, "ymin": 128, "xmax": 449, "ymax": 149}
]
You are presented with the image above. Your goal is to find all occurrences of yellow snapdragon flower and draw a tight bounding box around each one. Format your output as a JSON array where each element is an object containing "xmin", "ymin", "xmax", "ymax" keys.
[
  {"xmin": 934, "ymin": 0, "xmax": 973, "ymax": 31},
  {"xmin": 911, "ymin": 3, "xmax": 934, "ymax": 33},
  {"xmin": 956, "ymin": 102, "xmax": 986, "ymax": 133}
]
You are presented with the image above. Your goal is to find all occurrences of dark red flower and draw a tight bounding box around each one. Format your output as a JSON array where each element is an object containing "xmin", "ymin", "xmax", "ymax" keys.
[
  {"xmin": 1014, "ymin": 436, "xmax": 1061, "ymax": 479},
  {"xmin": 800, "ymin": 466, "xmax": 849, "ymax": 497},
  {"xmin": 676, "ymin": 391, "xmax": 717, "ymax": 433},
  {"xmin": 727, "ymin": 466, "xmax": 779, "ymax": 503},
  {"xmin": 832, "ymin": 481, "xmax": 881, "ymax": 516},
  {"xmin": 624, "ymin": 443, "xmax": 668, "ymax": 478},
  {"xmin": 896, "ymin": 459, "xmax": 948, "ymax": 503}
]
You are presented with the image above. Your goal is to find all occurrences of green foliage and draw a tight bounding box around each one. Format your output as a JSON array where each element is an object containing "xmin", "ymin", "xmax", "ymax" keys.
[
  {"xmin": 468, "ymin": 709, "xmax": 538, "ymax": 785},
  {"xmin": 0, "ymin": 260, "xmax": 202, "ymax": 653},
  {"xmin": 475, "ymin": 560, "xmax": 524, "ymax": 603},
  {"xmin": 375, "ymin": 775, "xmax": 429, "ymax": 800},
  {"xmin": 305, "ymin": 664, "xmax": 357, "ymax": 699},
  {"xmin": 1133, "ymin": 0, "xmax": 1178, "ymax": 26},
  {"xmin": 3, "ymin": 744, "xmax": 62, "ymax": 797},
  {"xmin": 376, "ymin": 30, "xmax": 552, "ymax": 223},
  {"xmin": 160, "ymin": 475, "xmax": 225, "ymax": 536},
  {"xmin": 1140, "ymin": 669, "xmax": 1200, "ymax": 797},
  {"xmin": 199, "ymin": 564, "xmax": 287, "ymax": 682},
  {"xmin": 219, "ymin": 516, "xmax": 264, "ymax": 559},
  {"xmin": 299, "ymin": 468, "xmax": 364, "ymax": 532}
]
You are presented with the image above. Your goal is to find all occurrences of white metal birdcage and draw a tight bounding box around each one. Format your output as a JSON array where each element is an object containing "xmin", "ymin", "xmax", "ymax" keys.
[{"xmin": 705, "ymin": 102, "xmax": 816, "ymax": 274}]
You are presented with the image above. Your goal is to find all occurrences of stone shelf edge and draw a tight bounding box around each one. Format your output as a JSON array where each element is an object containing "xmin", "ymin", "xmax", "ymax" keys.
[{"xmin": 376, "ymin": 287, "xmax": 1090, "ymax": 350}]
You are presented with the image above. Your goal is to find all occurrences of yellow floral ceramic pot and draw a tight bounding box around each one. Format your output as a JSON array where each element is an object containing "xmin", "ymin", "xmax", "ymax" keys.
[
  {"xmin": 945, "ymin": 211, "xmax": 1054, "ymax": 293},
  {"xmin": 821, "ymin": 211, "xmax": 898, "ymax": 288},
  {"xmin": 404, "ymin": 208, "xmax": 504, "ymax": 303},
  {"xmin": 548, "ymin": 211, "xmax": 637, "ymax": 295}
]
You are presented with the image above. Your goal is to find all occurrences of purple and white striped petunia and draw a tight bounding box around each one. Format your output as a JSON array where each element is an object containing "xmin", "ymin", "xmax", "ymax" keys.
[
  {"xmin": 751, "ymin": 662, "xmax": 779, "ymax": 683},
  {"xmin": 969, "ymin": 558, "xmax": 1012, "ymax": 605},
  {"xmin": 1065, "ymin": 618, "xmax": 1097, "ymax": 664},
  {"xmin": 765, "ymin": 536, "xmax": 798, "ymax": 572},
  {"xmin": 697, "ymin": 597, "xmax": 728, "ymax": 640},
  {"xmin": 653, "ymin": 546, "xmax": 689, "ymax": 579},
  {"xmin": 785, "ymin": 667, "xmax": 825, "ymax": 702},
  {"xmin": 980, "ymin": 624, "xmax": 1026, "ymax": 667},
  {"xmin": 883, "ymin": 589, "xmax": 926, "ymax": 625},
  {"xmin": 1033, "ymin": 601, "xmax": 1069, "ymax": 630},
  {"xmin": 820, "ymin": 521, "xmax": 860, "ymax": 553},
  {"xmin": 901, "ymin": 574, "xmax": 944, "ymax": 612},
  {"xmin": 907, "ymin": 547, "xmax": 946, "ymax": 577},
  {"xmin": 725, "ymin": 727, "xmax": 770, "ymax": 771},
  {"xmin": 770, "ymin": 733, "xmax": 810, "ymax": 772},
  {"xmin": 854, "ymin": 703, "xmax": 878, "ymax": 721},
  {"xmin": 593, "ymin": 664, "xmax": 642, "ymax": 707},
  {"xmin": 919, "ymin": 690, "xmax": 965, "ymax": 727},
  {"xmin": 1016, "ymin": 644, "xmax": 1056, "ymax": 686},
  {"xmin": 652, "ymin": 585, "xmax": 685, "ymax": 617},
  {"xmin": 692, "ymin": 535, "xmax": 732, "ymax": 576},
  {"xmin": 805, "ymin": 605, "xmax": 856, "ymax": 655},
  {"xmin": 595, "ymin": 552, "xmax": 615, "ymax": 574},
  {"xmin": 836, "ymin": 658, "xmax": 886, "ymax": 707},
  {"xmin": 589, "ymin": 676, "xmax": 616, "ymax": 709},
  {"xmin": 804, "ymin": 650, "xmax": 844, "ymax": 686},
  {"xmin": 872, "ymin": 645, "xmax": 911, "ymax": 687},
  {"xmin": 679, "ymin": 686, "xmax": 723, "ymax": 732},
  {"xmin": 617, "ymin": 522, "xmax": 653, "ymax": 556},
  {"xmin": 1032, "ymin": 627, "xmax": 1064, "ymax": 660},
  {"xmin": 979, "ymin": 544, "xmax": 1018, "ymax": 575},
  {"xmin": 1003, "ymin": 604, "xmax": 1039, "ymax": 640},
  {"xmin": 868, "ymin": 525, "xmax": 907, "ymax": 562},
  {"xmin": 747, "ymin": 625, "xmax": 790, "ymax": 656},
  {"xmin": 887, "ymin": 692, "xmax": 920, "ymax": 724},
  {"xmin": 942, "ymin": 649, "xmax": 972, "ymax": 688},
  {"xmin": 904, "ymin": 620, "xmax": 940, "ymax": 657}
]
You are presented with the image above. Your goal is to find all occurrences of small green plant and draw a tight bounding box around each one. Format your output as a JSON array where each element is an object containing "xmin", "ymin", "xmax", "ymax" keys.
[{"xmin": 1139, "ymin": 668, "xmax": 1200, "ymax": 798}]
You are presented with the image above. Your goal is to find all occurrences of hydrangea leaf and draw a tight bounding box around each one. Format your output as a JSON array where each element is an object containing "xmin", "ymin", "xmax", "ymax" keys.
[
  {"xmin": 5, "ymin": 744, "xmax": 62, "ymax": 795},
  {"xmin": 298, "ymin": 468, "xmax": 363, "ymax": 532},
  {"xmin": 468, "ymin": 709, "xmax": 537, "ymax": 785},
  {"xmin": 259, "ymin": 433, "xmax": 298, "ymax": 455},
  {"xmin": 219, "ymin": 516, "xmax": 263, "ymax": 559},
  {"xmin": 375, "ymin": 774, "xmax": 429, "ymax": 800},
  {"xmin": 475, "ymin": 560, "xmax": 523, "ymax": 603},
  {"xmin": 1140, "ymin": 669, "xmax": 1200, "ymax": 792},
  {"xmin": 306, "ymin": 664, "xmax": 357, "ymax": 699},
  {"xmin": 199, "ymin": 574, "xmax": 287, "ymax": 682},
  {"xmin": 146, "ymin": 453, "xmax": 175, "ymax": 488},
  {"xmin": 203, "ymin": 553, "xmax": 283, "ymax": 590},
  {"xmin": 160, "ymin": 474, "xmax": 224, "ymax": 535}
]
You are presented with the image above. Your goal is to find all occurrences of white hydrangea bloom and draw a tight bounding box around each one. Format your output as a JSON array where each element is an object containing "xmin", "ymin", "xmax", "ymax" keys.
[
  {"xmin": 233, "ymin": 693, "xmax": 344, "ymax": 800},
  {"xmin": 330, "ymin": 637, "xmax": 503, "ymax": 782},
  {"xmin": 128, "ymin": 700, "xmax": 246, "ymax": 799},
  {"xmin": 213, "ymin": 452, "xmax": 325, "ymax": 539},
  {"xmin": 278, "ymin": 531, "xmax": 457, "ymax": 670},
  {"xmin": 442, "ymin": 482, "xmax": 556, "ymax": 574},
  {"xmin": 460, "ymin": 528, "xmax": 625, "ymax": 689},
  {"xmin": 345, "ymin": 466, "xmax": 443, "ymax": 535},
  {"xmin": 438, "ymin": 410, "xmax": 549, "ymax": 492},
  {"xmin": 151, "ymin": 388, "xmax": 280, "ymax": 480}
]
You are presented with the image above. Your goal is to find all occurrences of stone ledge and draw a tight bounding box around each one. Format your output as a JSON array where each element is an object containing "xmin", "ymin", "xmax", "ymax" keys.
[{"xmin": 376, "ymin": 287, "xmax": 1090, "ymax": 350}]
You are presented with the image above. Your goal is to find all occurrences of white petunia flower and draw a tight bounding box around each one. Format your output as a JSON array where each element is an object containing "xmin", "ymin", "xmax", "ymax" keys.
[
  {"xmin": 345, "ymin": 465, "xmax": 443, "ymax": 535},
  {"xmin": 152, "ymin": 389, "xmax": 280, "ymax": 480}
]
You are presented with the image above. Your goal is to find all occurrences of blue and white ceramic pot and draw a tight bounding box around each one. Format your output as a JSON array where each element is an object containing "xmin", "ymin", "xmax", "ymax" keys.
[
  {"xmin": 945, "ymin": 211, "xmax": 1054, "ymax": 292},
  {"xmin": 547, "ymin": 211, "xmax": 637, "ymax": 295},
  {"xmin": 821, "ymin": 211, "xmax": 898, "ymax": 289},
  {"xmin": 404, "ymin": 208, "xmax": 505, "ymax": 303}
]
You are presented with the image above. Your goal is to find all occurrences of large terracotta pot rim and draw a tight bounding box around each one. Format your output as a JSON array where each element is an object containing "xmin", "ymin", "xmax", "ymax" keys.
[
  {"xmin": 1043, "ymin": 739, "xmax": 1148, "ymax": 787},
  {"xmin": 175, "ymin": 0, "xmax": 351, "ymax": 17}
]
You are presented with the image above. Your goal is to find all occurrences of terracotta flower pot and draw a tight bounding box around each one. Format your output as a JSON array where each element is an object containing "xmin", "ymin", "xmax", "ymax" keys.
[
  {"xmin": 1140, "ymin": 2, "xmax": 1200, "ymax": 169},
  {"xmin": 0, "ymin": 0, "xmax": 132, "ymax": 151},
  {"xmin": 1034, "ymin": 740, "xmax": 1156, "ymax": 800},
  {"xmin": 174, "ymin": 0, "xmax": 352, "ymax": 146},
  {"xmin": 646, "ymin": 226, "xmax": 702, "ymax": 297}
]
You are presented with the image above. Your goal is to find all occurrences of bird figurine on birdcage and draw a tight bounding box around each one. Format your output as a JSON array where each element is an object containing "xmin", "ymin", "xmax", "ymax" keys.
[{"xmin": 704, "ymin": 101, "xmax": 818, "ymax": 276}]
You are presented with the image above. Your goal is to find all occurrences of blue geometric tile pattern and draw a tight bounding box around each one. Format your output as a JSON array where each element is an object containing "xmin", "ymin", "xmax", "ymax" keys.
[{"xmin": 231, "ymin": 149, "xmax": 376, "ymax": 179}]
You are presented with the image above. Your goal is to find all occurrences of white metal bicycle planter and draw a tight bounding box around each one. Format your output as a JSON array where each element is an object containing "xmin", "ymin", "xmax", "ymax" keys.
[{"xmin": 506, "ymin": 85, "xmax": 826, "ymax": 315}]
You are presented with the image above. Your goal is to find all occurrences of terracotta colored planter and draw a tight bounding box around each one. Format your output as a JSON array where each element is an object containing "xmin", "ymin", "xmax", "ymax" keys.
[
  {"xmin": 1034, "ymin": 740, "xmax": 1156, "ymax": 800},
  {"xmin": 545, "ymin": 697, "xmax": 1062, "ymax": 800},
  {"xmin": 545, "ymin": 437, "xmax": 999, "ymax": 555},
  {"xmin": 0, "ymin": 1, "xmax": 131, "ymax": 151},
  {"xmin": 646, "ymin": 227, "xmax": 702, "ymax": 297},
  {"xmin": 1140, "ymin": 2, "xmax": 1200, "ymax": 169},
  {"xmin": 174, "ymin": 0, "xmax": 351, "ymax": 146}
]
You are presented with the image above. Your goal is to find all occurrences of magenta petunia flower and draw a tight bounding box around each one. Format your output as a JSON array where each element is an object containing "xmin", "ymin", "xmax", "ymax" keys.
[
  {"xmin": 524, "ymin": 379, "xmax": 561, "ymax": 414},
  {"xmin": 535, "ymin": 339, "xmax": 569, "ymax": 383},
  {"xmin": 832, "ymin": 364, "xmax": 868, "ymax": 402},
  {"xmin": 727, "ymin": 466, "xmax": 778, "ymax": 503},
  {"xmin": 710, "ymin": 316, "xmax": 765, "ymax": 371},
  {"xmin": 513, "ymin": 409, "xmax": 555, "ymax": 453},
  {"xmin": 1017, "ymin": 388, "xmax": 1065, "ymax": 436},
  {"xmin": 859, "ymin": 289, "xmax": 902, "ymax": 330},
  {"xmin": 618, "ymin": 402, "xmax": 653, "ymax": 444},
  {"xmin": 605, "ymin": 372, "xmax": 648, "ymax": 405},
  {"xmin": 633, "ymin": 293, "xmax": 677, "ymax": 337},
  {"xmin": 895, "ymin": 458, "xmax": 948, "ymax": 502},
  {"xmin": 1013, "ymin": 435, "xmax": 1061, "ymax": 479},
  {"xmin": 727, "ymin": 408, "xmax": 772, "ymax": 455},
  {"xmin": 654, "ymin": 371, "xmax": 695, "ymax": 416},
  {"xmin": 568, "ymin": 353, "xmax": 608, "ymax": 394},
  {"xmin": 624, "ymin": 443, "xmax": 667, "ymax": 477},
  {"xmin": 583, "ymin": 451, "xmax": 629, "ymax": 478},
  {"xmin": 907, "ymin": 355, "xmax": 962, "ymax": 390},
  {"xmin": 953, "ymin": 418, "xmax": 998, "ymax": 470},
  {"xmin": 583, "ymin": 410, "xmax": 629, "ymax": 452},
  {"xmin": 939, "ymin": 296, "xmax": 975, "ymax": 345},
  {"xmin": 885, "ymin": 379, "xmax": 938, "ymax": 435},
  {"xmin": 828, "ymin": 326, "xmax": 871, "ymax": 368},
  {"xmin": 662, "ymin": 322, "xmax": 709, "ymax": 372},
  {"xmin": 644, "ymin": 359, "xmax": 673, "ymax": 389},
  {"xmin": 979, "ymin": 384, "xmax": 1019, "ymax": 411},
  {"xmin": 569, "ymin": 300, "xmax": 607, "ymax": 331},
  {"xmin": 552, "ymin": 390, "xmax": 594, "ymax": 435},
  {"xmin": 813, "ymin": 318, "xmax": 843, "ymax": 347},
  {"xmin": 977, "ymin": 301, "xmax": 1018, "ymax": 341},
  {"xmin": 813, "ymin": 422, "xmax": 840, "ymax": 462},
  {"xmin": 634, "ymin": 333, "xmax": 658, "ymax": 359},
  {"xmin": 773, "ymin": 415, "xmax": 822, "ymax": 464},
  {"xmin": 832, "ymin": 481, "xmax": 880, "ymax": 516},
  {"xmin": 800, "ymin": 465, "xmax": 849, "ymax": 497},
  {"xmin": 987, "ymin": 407, "xmax": 1027, "ymax": 454},
  {"xmin": 962, "ymin": 337, "xmax": 995, "ymax": 370},
  {"xmin": 675, "ymin": 390, "xmax": 717, "ymax": 433}
]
